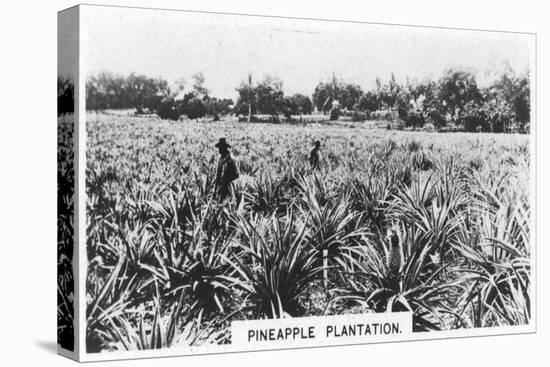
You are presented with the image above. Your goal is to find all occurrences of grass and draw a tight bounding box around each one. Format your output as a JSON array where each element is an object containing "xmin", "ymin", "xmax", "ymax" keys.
[{"xmin": 83, "ymin": 112, "xmax": 531, "ymax": 352}]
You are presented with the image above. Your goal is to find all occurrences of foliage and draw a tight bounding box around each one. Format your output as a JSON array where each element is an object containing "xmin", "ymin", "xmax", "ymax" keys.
[
  {"xmin": 351, "ymin": 110, "xmax": 370, "ymax": 122},
  {"xmin": 57, "ymin": 114, "xmax": 75, "ymax": 350},
  {"xmin": 437, "ymin": 69, "xmax": 482, "ymax": 118},
  {"xmin": 85, "ymin": 68, "xmax": 530, "ymax": 133},
  {"xmin": 313, "ymin": 75, "xmax": 364, "ymax": 112},
  {"xmin": 380, "ymin": 73, "xmax": 401, "ymax": 110},
  {"xmin": 58, "ymin": 77, "xmax": 74, "ymax": 115},
  {"xmin": 233, "ymin": 74, "xmax": 254, "ymax": 121},
  {"xmin": 207, "ymin": 97, "xmax": 234, "ymax": 121},
  {"xmin": 86, "ymin": 72, "xmax": 169, "ymax": 111},
  {"xmin": 397, "ymin": 94, "xmax": 426, "ymax": 130},
  {"xmin": 185, "ymin": 97, "xmax": 208, "ymax": 120},
  {"xmin": 290, "ymin": 93, "xmax": 314, "ymax": 115},
  {"xmin": 227, "ymin": 211, "xmax": 321, "ymax": 318},
  {"xmin": 255, "ymin": 76, "xmax": 285, "ymax": 116},
  {"xmin": 329, "ymin": 107, "xmax": 339, "ymax": 121},
  {"xmin": 79, "ymin": 63, "xmax": 532, "ymax": 354},
  {"xmin": 156, "ymin": 97, "xmax": 181, "ymax": 121},
  {"xmin": 490, "ymin": 69, "xmax": 531, "ymax": 131},
  {"xmin": 234, "ymin": 75, "xmax": 313, "ymax": 121},
  {"xmin": 357, "ymin": 90, "xmax": 379, "ymax": 112},
  {"xmin": 451, "ymin": 169, "xmax": 531, "ymax": 327},
  {"xmin": 83, "ymin": 112, "xmax": 531, "ymax": 352},
  {"xmin": 156, "ymin": 93, "xmax": 209, "ymax": 121}
]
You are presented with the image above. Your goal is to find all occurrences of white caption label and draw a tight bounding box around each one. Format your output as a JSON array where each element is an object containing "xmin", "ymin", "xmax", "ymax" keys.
[{"xmin": 231, "ymin": 312, "xmax": 413, "ymax": 348}]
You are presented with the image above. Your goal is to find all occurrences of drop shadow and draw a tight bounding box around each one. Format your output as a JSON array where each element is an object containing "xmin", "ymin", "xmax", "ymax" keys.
[{"xmin": 36, "ymin": 340, "xmax": 58, "ymax": 354}]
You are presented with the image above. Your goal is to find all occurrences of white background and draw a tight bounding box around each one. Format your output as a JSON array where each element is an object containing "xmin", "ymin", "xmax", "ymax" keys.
[{"xmin": 0, "ymin": 0, "xmax": 547, "ymax": 365}]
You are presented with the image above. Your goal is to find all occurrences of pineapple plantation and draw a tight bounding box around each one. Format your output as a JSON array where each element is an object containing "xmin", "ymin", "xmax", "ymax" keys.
[{"xmin": 84, "ymin": 112, "xmax": 531, "ymax": 352}]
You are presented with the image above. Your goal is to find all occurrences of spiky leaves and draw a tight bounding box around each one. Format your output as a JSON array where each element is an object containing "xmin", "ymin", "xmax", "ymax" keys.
[{"xmin": 227, "ymin": 210, "xmax": 321, "ymax": 318}]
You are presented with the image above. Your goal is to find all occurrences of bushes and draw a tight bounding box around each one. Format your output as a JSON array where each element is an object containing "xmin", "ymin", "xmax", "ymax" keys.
[
  {"xmin": 157, "ymin": 97, "xmax": 181, "ymax": 121},
  {"xmin": 185, "ymin": 98, "xmax": 207, "ymax": 120},
  {"xmin": 397, "ymin": 100, "xmax": 425, "ymax": 130},
  {"xmin": 313, "ymin": 77, "xmax": 363, "ymax": 113},
  {"xmin": 84, "ymin": 69, "xmax": 529, "ymax": 133},
  {"xmin": 402, "ymin": 110, "xmax": 425, "ymax": 129},
  {"xmin": 348, "ymin": 69, "xmax": 529, "ymax": 134},
  {"xmin": 394, "ymin": 94, "xmax": 519, "ymax": 133},
  {"xmin": 329, "ymin": 107, "xmax": 339, "ymax": 121},
  {"xmin": 458, "ymin": 100, "xmax": 515, "ymax": 133},
  {"xmin": 86, "ymin": 72, "xmax": 170, "ymax": 111},
  {"xmin": 359, "ymin": 69, "xmax": 529, "ymax": 134},
  {"xmin": 421, "ymin": 123, "xmax": 435, "ymax": 132},
  {"xmin": 460, "ymin": 104, "xmax": 488, "ymax": 132},
  {"xmin": 143, "ymin": 94, "xmax": 164, "ymax": 114},
  {"xmin": 351, "ymin": 110, "xmax": 369, "ymax": 122},
  {"xmin": 425, "ymin": 108, "xmax": 447, "ymax": 129},
  {"xmin": 156, "ymin": 95, "xmax": 208, "ymax": 121}
]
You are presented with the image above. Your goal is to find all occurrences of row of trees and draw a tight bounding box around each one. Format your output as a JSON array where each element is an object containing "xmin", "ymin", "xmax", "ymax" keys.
[
  {"xmin": 394, "ymin": 69, "xmax": 530, "ymax": 132},
  {"xmin": 156, "ymin": 72, "xmax": 234, "ymax": 121},
  {"xmin": 234, "ymin": 68, "xmax": 530, "ymax": 132},
  {"xmin": 82, "ymin": 68, "xmax": 530, "ymax": 132},
  {"xmin": 233, "ymin": 74, "xmax": 313, "ymax": 122},
  {"xmin": 85, "ymin": 72, "xmax": 234, "ymax": 121},
  {"xmin": 86, "ymin": 72, "xmax": 170, "ymax": 111},
  {"xmin": 85, "ymin": 71, "xmax": 315, "ymax": 122},
  {"xmin": 309, "ymin": 69, "xmax": 530, "ymax": 132}
]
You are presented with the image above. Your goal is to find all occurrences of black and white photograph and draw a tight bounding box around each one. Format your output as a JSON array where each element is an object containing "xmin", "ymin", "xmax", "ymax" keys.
[{"xmin": 58, "ymin": 3, "xmax": 535, "ymax": 361}]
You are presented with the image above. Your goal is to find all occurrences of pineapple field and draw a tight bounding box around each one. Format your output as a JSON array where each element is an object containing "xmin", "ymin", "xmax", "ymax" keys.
[{"xmin": 84, "ymin": 112, "xmax": 531, "ymax": 353}]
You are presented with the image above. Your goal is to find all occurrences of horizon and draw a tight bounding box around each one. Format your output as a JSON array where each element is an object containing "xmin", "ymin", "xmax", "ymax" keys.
[{"xmin": 79, "ymin": 5, "xmax": 534, "ymax": 100}]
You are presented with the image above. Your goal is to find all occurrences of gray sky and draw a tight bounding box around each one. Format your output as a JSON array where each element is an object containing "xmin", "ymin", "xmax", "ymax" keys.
[
  {"xmin": 58, "ymin": 7, "xmax": 78, "ymax": 80},
  {"xmin": 82, "ymin": 5, "xmax": 534, "ymax": 99}
]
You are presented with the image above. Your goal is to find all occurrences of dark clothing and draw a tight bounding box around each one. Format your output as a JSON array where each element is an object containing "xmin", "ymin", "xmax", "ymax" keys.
[
  {"xmin": 309, "ymin": 147, "xmax": 321, "ymax": 169},
  {"xmin": 216, "ymin": 153, "xmax": 239, "ymax": 199}
]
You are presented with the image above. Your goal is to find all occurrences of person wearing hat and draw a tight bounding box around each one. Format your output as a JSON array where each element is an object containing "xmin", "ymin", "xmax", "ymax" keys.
[
  {"xmin": 309, "ymin": 140, "xmax": 322, "ymax": 170},
  {"xmin": 215, "ymin": 138, "xmax": 239, "ymax": 200}
]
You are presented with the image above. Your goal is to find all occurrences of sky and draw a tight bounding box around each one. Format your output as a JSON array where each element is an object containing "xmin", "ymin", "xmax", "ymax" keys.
[
  {"xmin": 81, "ymin": 5, "xmax": 534, "ymax": 100},
  {"xmin": 58, "ymin": 7, "xmax": 78, "ymax": 80}
]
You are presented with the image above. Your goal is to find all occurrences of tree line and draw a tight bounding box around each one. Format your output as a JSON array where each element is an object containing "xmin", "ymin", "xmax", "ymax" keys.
[
  {"xmin": 58, "ymin": 67, "xmax": 530, "ymax": 133},
  {"xmin": 308, "ymin": 70, "xmax": 530, "ymax": 133}
]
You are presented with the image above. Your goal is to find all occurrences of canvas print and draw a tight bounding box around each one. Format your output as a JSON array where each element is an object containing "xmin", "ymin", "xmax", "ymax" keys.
[{"xmin": 58, "ymin": 4, "xmax": 535, "ymax": 361}]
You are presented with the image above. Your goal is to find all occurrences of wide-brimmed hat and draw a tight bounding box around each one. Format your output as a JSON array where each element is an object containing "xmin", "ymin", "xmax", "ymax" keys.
[{"xmin": 215, "ymin": 138, "xmax": 231, "ymax": 148}]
